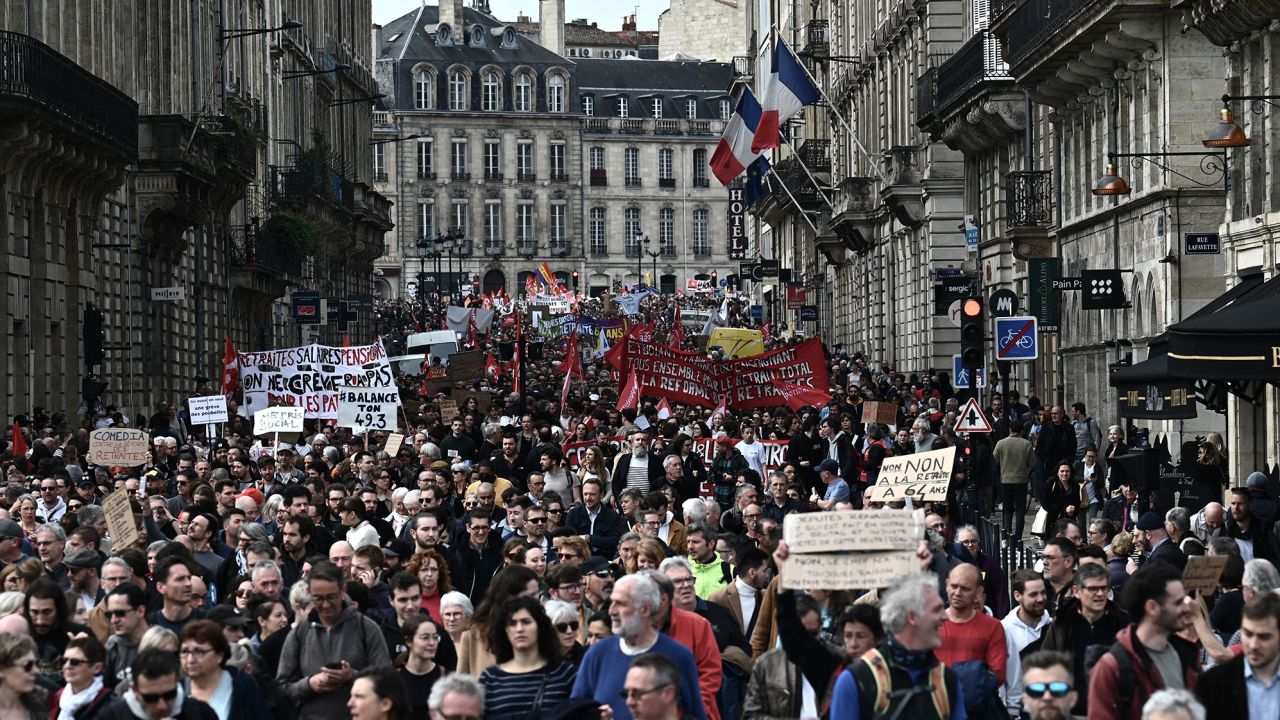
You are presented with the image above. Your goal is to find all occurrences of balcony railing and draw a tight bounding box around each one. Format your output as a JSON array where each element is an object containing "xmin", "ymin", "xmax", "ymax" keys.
[
  {"xmin": 373, "ymin": 111, "xmax": 392, "ymax": 127},
  {"xmin": 621, "ymin": 119, "xmax": 645, "ymax": 134},
  {"xmin": 517, "ymin": 172, "xmax": 536, "ymax": 182},
  {"xmin": 693, "ymin": 177, "xmax": 710, "ymax": 188},
  {"xmin": 373, "ymin": 172, "xmax": 388, "ymax": 183},
  {"xmin": 580, "ymin": 117, "xmax": 725, "ymax": 136},
  {"xmin": 660, "ymin": 242, "xmax": 676, "ymax": 257},
  {"xmin": 550, "ymin": 241, "xmax": 569, "ymax": 256},
  {"xmin": 659, "ymin": 178, "xmax": 676, "ymax": 188},
  {"xmin": 451, "ymin": 171, "xmax": 470, "ymax": 182},
  {"xmin": 229, "ymin": 223, "xmax": 303, "ymax": 277},
  {"xmin": 484, "ymin": 171, "xmax": 503, "ymax": 182},
  {"xmin": 584, "ymin": 118, "xmax": 612, "ymax": 133},
  {"xmin": 1005, "ymin": 171, "xmax": 1054, "ymax": 227},
  {"xmin": 417, "ymin": 172, "xmax": 434, "ymax": 181},
  {"xmin": 804, "ymin": 19, "xmax": 829, "ymax": 58},
  {"xmin": 693, "ymin": 243, "xmax": 711, "ymax": 257},
  {"xmin": 270, "ymin": 164, "xmax": 355, "ymax": 211},
  {"xmin": 590, "ymin": 242, "xmax": 608, "ymax": 257},
  {"xmin": 1, "ymin": 31, "xmax": 139, "ymax": 153},
  {"xmin": 798, "ymin": 139, "xmax": 831, "ymax": 172},
  {"xmin": 626, "ymin": 177, "xmax": 642, "ymax": 188},
  {"xmin": 656, "ymin": 119, "xmax": 681, "ymax": 135},
  {"xmin": 928, "ymin": 31, "xmax": 1010, "ymax": 116},
  {"xmin": 1004, "ymin": 0, "xmax": 1107, "ymax": 68},
  {"xmin": 688, "ymin": 120, "xmax": 713, "ymax": 135},
  {"xmin": 625, "ymin": 243, "xmax": 641, "ymax": 258},
  {"xmin": 550, "ymin": 172, "xmax": 569, "ymax": 183},
  {"xmin": 916, "ymin": 67, "xmax": 937, "ymax": 123},
  {"xmin": 484, "ymin": 241, "xmax": 503, "ymax": 256},
  {"xmin": 517, "ymin": 242, "xmax": 537, "ymax": 257},
  {"xmin": 590, "ymin": 169, "xmax": 607, "ymax": 186}
]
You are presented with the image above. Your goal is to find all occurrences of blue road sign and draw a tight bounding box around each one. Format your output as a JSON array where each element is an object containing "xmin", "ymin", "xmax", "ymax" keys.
[
  {"xmin": 750, "ymin": 304, "xmax": 763, "ymax": 319},
  {"xmin": 995, "ymin": 316, "xmax": 1039, "ymax": 361},
  {"xmin": 952, "ymin": 354, "xmax": 987, "ymax": 389}
]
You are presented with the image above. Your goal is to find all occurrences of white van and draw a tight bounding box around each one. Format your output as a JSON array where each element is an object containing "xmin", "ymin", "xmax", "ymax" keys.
[{"xmin": 389, "ymin": 330, "xmax": 459, "ymax": 375}]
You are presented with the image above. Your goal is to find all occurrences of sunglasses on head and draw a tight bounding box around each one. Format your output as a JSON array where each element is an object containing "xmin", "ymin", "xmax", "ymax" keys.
[{"xmin": 1025, "ymin": 682, "xmax": 1072, "ymax": 698}]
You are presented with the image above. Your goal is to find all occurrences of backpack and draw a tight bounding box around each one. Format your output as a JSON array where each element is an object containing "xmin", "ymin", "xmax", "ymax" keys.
[
  {"xmin": 950, "ymin": 659, "xmax": 1004, "ymax": 720},
  {"xmin": 856, "ymin": 649, "xmax": 951, "ymax": 720},
  {"xmin": 1084, "ymin": 641, "xmax": 1136, "ymax": 717}
]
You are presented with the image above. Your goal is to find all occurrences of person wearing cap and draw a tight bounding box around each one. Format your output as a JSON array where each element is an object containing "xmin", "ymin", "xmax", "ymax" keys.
[
  {"xmin": 66, "ymin": 548, "xmax": 105, "ymax": 610},
  {"xmin": 0, "ymin": 519, "xmax": 29, "ymax": 568},
  {"xmin": 1135, "ymin": 511, "xmax": 1187, "ymax": 572},
  {"xmin": 813, "ymin": 458, "xmax": 849, "ymax": 511},
  {"xmin": 205, "ymin": 605, "xmax": 251, "ymax": 645},
  {"xmin": 580, "ymin": 556, "xmax": 615, "ymax": 617},
  {"xmin": 1244, "ymin": 471, "xmax": 1277, "ymax": 526}
]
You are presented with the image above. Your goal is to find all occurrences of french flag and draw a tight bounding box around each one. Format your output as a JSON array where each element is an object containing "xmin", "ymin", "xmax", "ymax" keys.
[
  {"xmin": 709, "ymin": 87, "xmax": 764, "ymax": 185},
  {"xmin": 753, "ymin": 38, "xmax": 820, "ymax": 152}
]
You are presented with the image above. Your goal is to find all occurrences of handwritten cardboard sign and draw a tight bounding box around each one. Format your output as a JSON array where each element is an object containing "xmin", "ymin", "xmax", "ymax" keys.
[
  {"xmin": 783, "ymin": 509, "xmax": 923, "ymax": 553},
  {"xmin": 337, "ymin": 385, "xmax": 400, "ymax": 431},
  {"xmin": 253, "ymin": 407, "xmax": 305, "ymax": 436},
  {"xmin": 438, "ymin": 400, "xmax": 460, "ymax": 421},
  {"xmin": 447, "ymin": 350, "xmax": 486, "ymax": 380},
  {"xmin": 102, "ymin": 488, "xmax": 140, "ymax": 550},
  {"xmin": 867, "ymin": 446, "xmax": 957, "ymax": 502},
  {"xmin": 186, "ymin": 395, "xmax": 229, "ymax": 425},
  {"xmin": 86, "ymin": 428, "xmax": 150, "ymax": 467},
  {"xmin": 861, "ymin": 401, "xmax": 898, "ymax": 427},
  {"xmin": 384, "ymin": 432, "xmax": 405, "ymax": 457},
  {"xmin": 452, "ymin": 388, "xmax": 493, "ymax": 413},
  {"xmin": 1182, "ymin": 554, "xmax": 1228, "ymax": 596},
  {"xmin": 779, "ymin": 550, "xmax": 919, "ymax": 590}
]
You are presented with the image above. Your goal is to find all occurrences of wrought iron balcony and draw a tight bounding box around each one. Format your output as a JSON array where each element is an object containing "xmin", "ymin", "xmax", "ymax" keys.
[
  {"xmin": 625, "ymin": 243, "xmax": 641, "ymax": 258},
  {"xmin": 484, "ymin": 241, "xmax": 504, "ymax": 256},
  {"xmin": 916, "ymin": 67, "xmax": 938, "ymax": 124},
  {"xmin": 229, "ymin": 223, "xmax": 303, "ymax": 277},
  {"xmin": 590, "ymin": 169, "xmax": 607, "ymax": 186},
  {"xmin": 924, "ymin": 31, "xmax": 1011, "ymax": 120},
  {"xmin": 550, "ymin": 173, "xmax": 569, "ymax": 183},
  {"xmin": 0, "ymin": 31, "xmax": 138, "ymax": 154},
  {"xmin": 693, "ymin": 177, "xmax": 710, "ymax": 188},
  {"xmin": 1002, "ymin": 0, "xmax": 1107, "ymax": 69},
  {"xmin": 659, "ymin": 178, "xmax": 676, "ymax": 189},
  {"xmin": 626, "ymin": 177, "xmax": 643, "ymax": 188},
  {"xmin": 517, "ymin": 172, "xmax": 536, "ymax": 182},
  {"xmin": 798, "ymin": 139, "xmax": 831, "ymax": 172},
  {"xmin": 804, "ymin": 19, "xmax": 829, "ymax": 58},
  {"xmin": 451, "ymin": 171, "xmax": 470, "ymax": 182},
  {"xmin": 517, "ymin": 242, "xmax": 537, "ymax": 257},
  {"xmin": 270, "ymin": 164, "xmax": 355, "ymax": 211},
  {"xmin": 550, "ymin": 241, "xmax": 569, "ymax": 257},
  {"xmin": 484, "ymin": 171, "xmax": 503, "ymax": 182},
  {"xmin": 660, "ymin": 242, "xmax": 676, "ymax": 257},
  {"xmin": 1005, "ymin": 171, "xmax": 1054, "ymax": 227},
  {"xmin": 373, "ymin": 172, "xmax": 388, "ymax": 182},
  {"xmin": 693, "ymin": 242, "xmax": 711, "ymax": 257}
]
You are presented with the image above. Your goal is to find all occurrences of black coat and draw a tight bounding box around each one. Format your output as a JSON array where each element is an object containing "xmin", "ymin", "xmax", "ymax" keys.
[
  {"xmin": 1194, "ymin": 652, "xmax": 1247, "ymax": 720},
  {"xmin": 100, "ymin": 697, "xmax": 218, "ymax": 720},
  {"xmin": 1146, "ymin": 538, "xmax": 1187, "ymax": 571},
  {"xmin": 609, "ymin": 452, "xmax": 665, "ymax": 497},
  {"xmin": 449, "ymin": 532, "xmax": 505, "ymax": 604},
  {"xmin": 565, "ymin": 504, "xmax": 625, "ymax": 556}
]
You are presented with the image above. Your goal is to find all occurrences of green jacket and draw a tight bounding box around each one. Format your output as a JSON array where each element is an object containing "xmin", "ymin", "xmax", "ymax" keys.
[{"xmin": 690, "ymin": 552, "xmax": 733, "ymax": 599}]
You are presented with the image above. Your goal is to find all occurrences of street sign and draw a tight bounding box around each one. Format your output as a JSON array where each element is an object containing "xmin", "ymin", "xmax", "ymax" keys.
[
  {"xmin": 1052, "ymin": 278, "xmax": 1084, "ymax": 291},
  {"xmin": 750, "ymin": 304, "xmax": 763, "ymax": 319},
  {"xmin": 1082, "ymin": 269, "xmax": 1126, "ymax": 310},
  {"xmin": 759, "ymin": 259, "xmax": 780, "ymax": 278},
  {"xmin": 1185, "ymin": 233, "xmax": 1220, "ymax": 255},
  {"xmin": 934, "ymin": 277, "xmax": 976, "ymax": 315},
  {"xmin": 292, "ymin": 291, "xmax": 322, "ymax": 324},
  {"xmin": 964, "ymin": 215, "xmax": 980, "ymax": 253},
  {"xmin": 150, "ymin": 287, "xmax": 185, "ymax": 301},
  {"xmin": 799, "ymin": 305, "xmax": 819, "ymax": 321},
  {"xmin": 989, "ymin": 289, "xmax": 1020, "ymax": 318},
  {"xmin": 952, "ymin": 354, "xmax": 987, "ymax": 389},
  {"xmin": 786, "ymin": 283, "xmax": 806, "ymax": 310},
  {"xmin": 955, "ymin": 398, "xmax": 993, "ymax": 433},
  {"xmin": 1029, "ymin": 258, "xmax": 1060, "ymax": 333},
  {"xmin": 995, "ymin": 316, "xmax": 1039, "ymax": 360}
]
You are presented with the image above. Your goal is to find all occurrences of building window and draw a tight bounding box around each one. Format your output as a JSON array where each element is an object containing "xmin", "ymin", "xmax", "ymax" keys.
[
  {"xmin": 659, "ymin": 148, "xmax": 673, "ymax": 180},
  {"xmin": 550, "ymin": 142, "xmax": 566, "ymax": 180},
  {"xmin": 480, "ymin": 69, "xmax": 501, "ymax": 111},
  {"xmin": 624, "ymin": 207, "xmax": 641, "ymax": 257},
  {"xmin": 417, "ymin": 200, "xmax": 435, "ymax": 240},
  {"xmin": 659, "ymin": 207, "xmax": 675, "ymax": 256},
  {"xmin": 417, "ymin": 139, "xmax": 434, "ymax": 179},
  {"xmin": 483, "ymin": 140, "xmax": 501, "ymax": 180},
  {"xmin": 651, "ymin": 98, "xmax": 663, "ymax": 118},
  {"xmin": 692, "ymin": 209, "xmax": 709, "ymax": 256},
  {"xmin": 517, "ymin": 141, "xmax": 534, "ymax": 181},
  {"xmin": 590, "ymin": 207, "xmax": 607, "ymax": 256},
  {"xmin": 617, "ymin": 96, "xmax": 628, "ymax": 118},
  {"xmin": 624, "ymin": 147, "xmax": 640, "ymax": 187},
  {"xmin": 452, "ymin": 200, "xmax": 469, "ymax": 238},
  {"xmin": 373, "ymin": 143, "xmax": 386, "ymax": 181},
  {"xmin": 516, "ymin": 203, "xmax": 535, "ymax": 254},
  {"xmin": 548, "ymin": 74, "xmax": 566, "ymax": 113},
  {"xmin": 550, "ymin": 204, "xmax": 567, "ymax": 252},
  {"xmin": 515, "ymin": 72, "xmax": 533, "ymax": 112},
  {"xmin": 449, "ymin": 70, "xmax": 468, "ymax": 110},
  {"xmin": 451, "ymin": 140, "xmax": 468, "ymax": 180},
  {"xmin": 719, "ymin": 99, "xmax": 731, "ymax": 120},
  {"xmin": 414, "ymin": 70, "xmax": 435, "ymax": 109},
  {"xmin": 692, "ymin": 148, "xmax": 708, "ymax": 187},
  {"xmin": 484, "ymin": 201, "xmax": 502, "ymax": 253},
  {"xmin": 582, "ymin": 96, "xmax": 594, "ymax": 116},
  {"xmin": 590, "ymin": 146, "xmax": 605, "ymax": 170},
  {"xmin": 686, "ymin": 99, "xmax": 697, "ymax": 119}
]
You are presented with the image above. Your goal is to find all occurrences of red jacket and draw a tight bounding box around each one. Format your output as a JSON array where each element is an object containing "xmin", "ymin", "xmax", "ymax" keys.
[
  {"xmin": 1087, "ymin": 626, "xmax": 1200, "ymax": 720},
  {"xmin": 668, "ymin": 606, "xmax": 723, "ymax": 720}
]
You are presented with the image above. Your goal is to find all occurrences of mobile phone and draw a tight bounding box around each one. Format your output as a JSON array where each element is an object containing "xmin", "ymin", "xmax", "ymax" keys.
[{"xmin": 325, "ymin": 661, "xmax": 343, "ymax": 670}]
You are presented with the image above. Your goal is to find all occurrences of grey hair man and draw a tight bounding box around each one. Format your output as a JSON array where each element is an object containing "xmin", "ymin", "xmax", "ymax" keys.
[{"xmin": 427, "ymin": 672, "xmax": 485, "ymax": 720}]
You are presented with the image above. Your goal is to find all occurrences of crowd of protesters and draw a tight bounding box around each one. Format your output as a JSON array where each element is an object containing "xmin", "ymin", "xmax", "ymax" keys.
[{"xmin": 0, "ymin": 286, "xmax": 1276, "ymax": 720}]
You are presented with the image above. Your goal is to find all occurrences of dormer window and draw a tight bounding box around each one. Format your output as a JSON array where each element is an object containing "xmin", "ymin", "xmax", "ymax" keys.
[
  {"xmin": 651, "ymin": 98, "xmax": 662, "ymax": 118},
  {"xmin": 436, "ymin": 23, "xmax": 453, "ymax": 46},
  {"xmin": 501, "ymin": 27, "xmax": 518, "ymax": 48},
  {"xmin": 470, "ymin": 25, "xmax": 485, "ymax": 47}
]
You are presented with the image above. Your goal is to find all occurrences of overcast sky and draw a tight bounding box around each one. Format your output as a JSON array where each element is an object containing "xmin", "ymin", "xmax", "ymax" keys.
[{"xmin": 373, "ymin": 0, "xmax": 670, "ymax": 30}]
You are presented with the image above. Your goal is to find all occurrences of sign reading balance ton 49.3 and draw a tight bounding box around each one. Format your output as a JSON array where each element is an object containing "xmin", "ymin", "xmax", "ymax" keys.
[{"xmin": 336, "ymin": 385, "xmax": 401, "ymax": 431}]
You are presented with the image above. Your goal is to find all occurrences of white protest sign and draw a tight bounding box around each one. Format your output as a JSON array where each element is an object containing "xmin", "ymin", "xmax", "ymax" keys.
[
  {"xmin": 238, "ymin": 341, "xmax": 394, "ymax": 418},
  {"xmin": 384, "ymin": 433, "xmax": 405, "ymax": 457},
  {"xmin": 867, "ymin": 446, "xmax": 957, "ymax": 502},
  {"xmin": 782, "ymin": 509, "xmax": 923, "ymax": 554},
  {"xmin": 102, "ymin": 488, "xmax": 140, "ymax": 550},
  {"xmin": 1182, "ymin": 555, "xmax": 1228, "ymax": 596},
  {"xmin": 253, "ymin": 407, "xmax": 305, "ymax": 436},
  {"xmin": 337, "ymin": 386, "xmax": 400, "ymax": 431},
  {"xmin": 86, "ymin": 428, "xmax": 151, "ymax": 467},
  {"xmin": 779, "ymin": 551, "xmax": 919, "ymax": 590},
  {"xmin": 187, "ymin": 395, "xmax": 229, "ymax": 425}
]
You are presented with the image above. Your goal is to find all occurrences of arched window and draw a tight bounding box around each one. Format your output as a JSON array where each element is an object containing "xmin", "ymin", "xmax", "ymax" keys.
[
  {"xmin": 449, "ymin": 69, "xmax": 468, "ymax": 110},
  {"xmin": 547, "ymin": 73, "xmax": 566, "ymax": 113},
  {"xmin": 414, "ymin": 69, "xmax": 435, "ymax": 110},
  {"xmin": 480, "ymin": 69, "xmax": 502, "ymax": 111},
  {"xmin": 514, "ymin": 71, "xmax": 533, "ymax": 112}
]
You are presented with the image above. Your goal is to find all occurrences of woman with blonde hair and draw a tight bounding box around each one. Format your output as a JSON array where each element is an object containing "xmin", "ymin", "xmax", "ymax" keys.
[
  {"xmin": 0, "ymin": 558, "xmax": 44, "ymax": 593},
  {"xmin": 635, "ymin": 538, "xmax": 666, "ymax": 571},
  {"xmin": 576, "ymin": 446, "xmax": 610, "ymax": 497},
  {"xmin": 556, "ymin": 536, "xmax": 590, "ymax": 568}
]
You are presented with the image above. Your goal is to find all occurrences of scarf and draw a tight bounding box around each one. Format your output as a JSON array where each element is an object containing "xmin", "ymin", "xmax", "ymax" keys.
[
  {"xmin": 123, "ymin": 684, "xmax": 185, "ymax": 720},
  {"xmin": 58, "ymin": 676, "xmax": 104, "ymax": 720},
  {"xmin": 883, "ymin": 632, "xmax": 932, "ymax": 670}
]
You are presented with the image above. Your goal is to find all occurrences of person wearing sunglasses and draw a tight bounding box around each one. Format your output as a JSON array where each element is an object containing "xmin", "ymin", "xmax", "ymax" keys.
[
  {"xmin": 52, "ymin": 635, "xmax": 112, "ymax": 720},
  {"xmin": 0, "ymin": 633, "xmax": 45, "ymax": 719},
  {"xmin": 545, "ymin": 599, "xmax": 587, "ymax": 666},
  {"xmin": 1018, "ymin": 650, "xmax": 1078, "ymax": 720},
  {"xmin": 100, "ymin": 648, "xmax": 218, "ymax": 719}
]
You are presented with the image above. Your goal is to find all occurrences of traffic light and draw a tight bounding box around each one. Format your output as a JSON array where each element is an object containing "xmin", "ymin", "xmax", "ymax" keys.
[
  {"xmin": 83, "ymin": 303, "xmax": 105, "ymax": 371},
  {"xmin": 572, "ymin": 270, "xmax": 580, "ymax": 290},
  {"xmin": 960, "ymin": 296, "xmax": 985, "ymax": 370}
]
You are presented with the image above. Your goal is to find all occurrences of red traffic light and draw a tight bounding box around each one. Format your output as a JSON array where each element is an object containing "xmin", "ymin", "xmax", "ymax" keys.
[{"xmin": 962, "ymin": 298, "xmax": 983, "ymax": 318}]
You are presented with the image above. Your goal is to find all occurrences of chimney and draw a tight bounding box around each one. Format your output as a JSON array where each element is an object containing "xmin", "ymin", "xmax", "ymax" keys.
[
  {"xmin": 538, "ymin": 0, "xmax": 565, "ymax": 56},
  {"xmin": 439, "ymin": 0, "xmax": 465, "ymax": 30},
  {"xmin": 371, "ymin": 24, "xmax": 384, "ymax": 53},
  {"xmin": 622, "ymin": 15, "xmax": 636, "ymax": 32}
]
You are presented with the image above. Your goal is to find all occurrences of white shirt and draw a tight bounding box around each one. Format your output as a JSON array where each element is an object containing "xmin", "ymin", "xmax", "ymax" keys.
[
  {"xmin": 346, "ymin": 521, "xmax": 380, "ymax": 550},
  {"xmin": 736, "ymin": 439, "xmax": 767, "ymax": 477},
  {"xmin": 1001, "ymin": 607, "xmax": 1052, "ymax": 713}
]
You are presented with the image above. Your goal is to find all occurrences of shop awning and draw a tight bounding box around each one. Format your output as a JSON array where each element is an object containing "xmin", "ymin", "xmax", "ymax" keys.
[{"xmin": 1167, "ymin": 273, "xmax": 1280, "ymax": 381}]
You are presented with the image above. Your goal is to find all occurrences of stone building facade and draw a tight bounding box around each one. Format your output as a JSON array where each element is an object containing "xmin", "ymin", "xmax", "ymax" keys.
[
  {"xmin": 658, "ymin": 0, "xmax": 757, "ymax": 63},
  {"xmin": 0, "ymin": 0, "xmax": 391, "ymax": 422}
]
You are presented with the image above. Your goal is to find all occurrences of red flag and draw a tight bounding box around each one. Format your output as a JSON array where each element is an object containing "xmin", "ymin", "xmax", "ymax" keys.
[
  {"xmin": 342, "ymin": 335, "xmax": 351, "ymax": 347},
  {"xmin": 485, "ymin": 352, "xmax": 501, "ymax": 379},
  {"xmin": 617, "ymin": 369, "xmax": 640, "ymax": 411},
  {"xmin": 560, "ymin": 364, "xmax": 574, "ymax": 413},
  {"xmin": 221, "ymin": 336, "xmax": 239, "ymax": 398},
  {"xmin": 11, "ymin": 422, "xmax": 26, "ymax": 459},
  {"xmin": 555, "ymin": 331, "xmax": 583, "ymax": 379},
  {"xmin": 768, "ymin": 378, "xmax": 832, "ymax": 412},
  {"xmin": 668, "ymin": 306, "xmax": 685, "ymax": 349},
  {"xmin": 513, "ymin": 316, "xmax": 524, "ymax": 396},
  {"xmin": 466, "ymin": 312, "xmax": 478, "ymax": 349},
  {"xmin": 656, "ymin": 398, "xmax": 672, "ymax": 419},
  {"xmin": 711, "ymin": 395, "xmax": 728, "ymax": 421}
]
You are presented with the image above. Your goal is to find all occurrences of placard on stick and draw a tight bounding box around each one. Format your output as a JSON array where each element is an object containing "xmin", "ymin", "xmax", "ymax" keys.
[
  {"xmin": 438, "ymin": 399, "xmax": 460, "ymax": 420},
  {"xmin": 86, "ymin": 428, "xmax": 150, "ymax": 467},
  {"xmin": 102, "ymin": 488, "xmax": 140, "ymax": 550},
  {"xmin": 337, "ymin": 385, "xmax": 400, "ymax": 431},
  {"xmin": 782, "ymin": 509, "xmax": 923, "ymax": 553},
  {"xmin": 384, "ymin": 433, "xmax": 405, "ymax": 457},
  {"xmin": 253, "ymin": 407, "xmax": 305, "ymax": 436},
  {"xmin": 187, "ymin": 395, "xmax": 229, "ymax": 425},
  {"xmin": 861, "ymin": 401, "xmax": 898, "ymax": 427},
  {"xmin": 866, "ymin": 446, "xmax": 957, "ymax": 502},
  {"xmin": 779, "ymin": 551, "xmax": 920, "ymax": 590},
  {"xmin": 1182, "ymin": 555, "xmax": 1228, "ymax": 596}
]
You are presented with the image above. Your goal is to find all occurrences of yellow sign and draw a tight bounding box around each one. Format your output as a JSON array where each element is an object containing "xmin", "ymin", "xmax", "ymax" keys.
[{"xmin": 708, "ymin": 328, "xmax": 765, "ymax": 358}]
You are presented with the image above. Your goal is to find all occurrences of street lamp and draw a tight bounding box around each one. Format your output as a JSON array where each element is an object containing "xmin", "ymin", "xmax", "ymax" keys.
[
  {"xmin": 435, "ymin": 227, "xmax": 465, "ymax": 303},
  {"xmin": 1202, "ymin": 93, "xmax": 1280, "ymax": 148},
  {"xmin": 218, "ymin": 18, "xmax": 302, "ymax": 41},
  {"xmin": 1090, "ymin": 150, "xmax": 1227, "ymax": 197},
  {"xmin": 415, "ymin": 236, "xmax": 434, "ymax": 324},
  {"xmin": 331, "ymin": 92, "xmax": 386, "ymax": 107},
  {"xmin": 634, "ymin": 231, "xmax": 648, "ymax": 289},
  {"xmin": 643, "ymin": 236, "xmax": 662, "ymax": 292}
]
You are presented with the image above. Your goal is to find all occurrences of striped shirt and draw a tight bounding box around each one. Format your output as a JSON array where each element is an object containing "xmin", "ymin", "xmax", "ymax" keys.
[{"xmin": 478, "ymin": 661, "xmax": 577, "ymax": 719}]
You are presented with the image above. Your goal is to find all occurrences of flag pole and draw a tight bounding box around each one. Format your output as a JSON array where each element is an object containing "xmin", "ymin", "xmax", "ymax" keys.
[
  {"xmin": 766, "ymin": 167, "xmax": 821, "ymax": 234},
  {"xmin": 781, "ymin": 135, "xmax": 833, "ymax": 208}
]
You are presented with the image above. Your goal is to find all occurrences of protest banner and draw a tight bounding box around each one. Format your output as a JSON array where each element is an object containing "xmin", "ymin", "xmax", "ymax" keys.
[
  {"xmin": 867, "ymin": 447, "xmax": 957, "ymax": 502},
  {"xmin": 238, "ymin": 341, "xmax": 394, "ymax": 418},
  {"xmin": 782, "ymin": 509, "xmax": 923, "ymax": 553},
  {"xmin": 384, "ymin": 433, "xmax": 405, "ymax": 457},
  {"xmin": 861, "ymin": 401, "xmax": 898, "ymax": 427},
  {"xmin": 451, "ymin": 389, "xmax": 493, "ymax": 413},
  {"xmin": 102, "ymin": 488, "xmax": 140, "ymax": 550},
  {"xmin": 446, "ymin": 350, "xmax": 486, "ymax": 380},
  {"xmin": 253, "ymin": 407, "xmax": 305, "ymax": 436},
  {"xmin": 337, "ymin": 385, "xmax": 400, "ymax": 431},
  {"xmin": 438, "ymin": 399, "xmax": 460, "ymax": 420},
  {"xmin": 187, "ymin": 395, "xmax": 229, "ymax": 425},
  {"xmin": 536, "ymin": 313, "xmax": 578, "ymax": 340},
  {"xmin": 86, "ymin": 428, "xmax": 150, "ymax": 467},
  {"xmin": 779, "ymin": 551, "xmax": 919, "ymax": 590},
  {"xmin": 1182, "ymin": 555, "xmax": 1229, "ymax": 596},
  {"xmin": 605, "ymin": 334, "xmax": 829, "ymax": 410}
]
